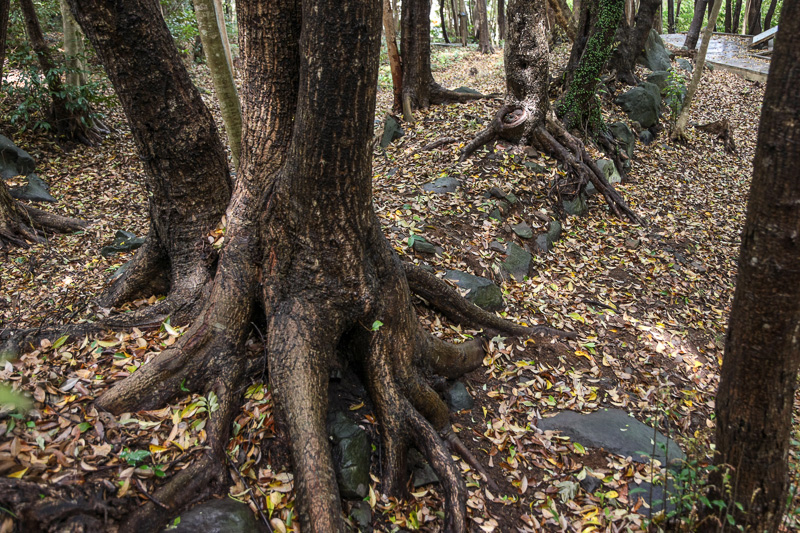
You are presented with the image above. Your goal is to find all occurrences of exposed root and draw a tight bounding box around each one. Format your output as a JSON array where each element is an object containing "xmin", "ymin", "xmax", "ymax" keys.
[
  {"xmin": 418, "ymin": 137, "xmax": 458, "ymax": 153},
  {"xmin": 0, "ymin": 187, "xmax": 88, "ymax": 249},
  {"xmin": 429, "ymin": 82, "xmax": 488, "ymax": 106},
  {"xmin": 696, "ymin": 119, "xmax": 737, "ymax": 154},
  {"xmin": 416, "ymin": 327, "xmax": 486, "ymax": 378},
  {"xmin": 459, "ymin": 104, "xmax": 528, "ymax": 162},
  {"xmin": 442, "ymin": 426, "xmax": 500, "ymax": 492},
  {"xmin": 403, "ymin": 262, "xmax": 578, "ymax": 340}
]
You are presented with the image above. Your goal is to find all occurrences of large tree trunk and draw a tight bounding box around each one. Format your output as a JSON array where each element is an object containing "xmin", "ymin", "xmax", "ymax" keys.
[
  {"xmin": 672, "ymin": 0, "xmax": 723, "ymax": 141},
  {"xmin": 746, "ymin": 0, "xmax": 762, "ymax": 33},
  {"xmin": 548, "ymin": 0, "xmax": 577, "ymax": 41},
  {"xmin": 0, "ymin": 178, "xmax": 87, "ymax": 249},
  {"xmin": 67, "ymin": 0, "xmax": 232, "ymax": 324},
  {"xmin": 498, "ymin": 0, "xmax": 506, "ymax": 39},
  {"xmin": 609, "ymin": 0, "xmax": 662, "ymax": 85},
  {"xmin": 460, "ymin": 0, "xmax": 639, "ymax": 222},
  {"xmin": 19, "ymin": 0, "xmax": 104, "ymax": 144},
  {"xmin": 476, "ymin": 0, "xmax": 494, "ymax": 52},
  {"xmin": 193, "ymin": 0, "xmax": 242, "ymax": 168},
  {"xmin": 558, "ymin": 0, "xmax": 625, "ymax": 131},
  {"xmin": 400, "ymin": 0, "xmax": 484, "ymax": 113},
  {"xmin": 763, "ymin": 0, "xmax": 777, "ymax": 30},
  {"xmin": 384, "ymin": 0, "xmax": 403, "ymax": 113},
  {"xmin": 704, "ymin": 3, "xmax": 800, "ymax": 531},
  {"xmin": 0, "ymin": 0, "xmax": 8, "ymax": 84},
  {"xmin": 60, "ymin": 0, "xmax": 86, "ymax": 87},
  {"xmin": 684, "ymin": 0, "xmax": 709, "ymax": 49}
]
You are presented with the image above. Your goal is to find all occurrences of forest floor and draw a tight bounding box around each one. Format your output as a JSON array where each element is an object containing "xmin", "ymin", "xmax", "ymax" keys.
[{"xmin": 1, "ymin": 43, "xmax": 799, "ymax": 532}]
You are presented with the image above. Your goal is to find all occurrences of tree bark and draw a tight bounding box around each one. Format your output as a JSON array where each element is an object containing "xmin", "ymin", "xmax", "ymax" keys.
[
  {"xmin": 763, "ymin": 0, "xmax": 777, "ymax": 30},
  {"xmin": 60, "ymin": 0, "xmax": 86, "ymax": 87},
  {"xmin": 440, "ymin": 0, "xmax": 450, "ymax": 42},
  {"xmin": 193, "ymin": 0, "xmax": 242, "ymax": 168},
  {"xmin": 459, "ymin": 0, "xmax": 469, "ymax": 44},
  {"xmin": 383, "ymin": 0, "xmax": 403, "ymax": 113},
  {"xmin": 498, "ymin": 0, "xmax": 506, "ymax": 39},
  {"xmin": 732, "ymin": 0, "xmax": 742, "ymax": 32},
  {"xmin": 19, "ymin": 0, "xmax": 103, "ymax": 144},
  {"xmin": 672, "ymin": 0, "xmax": 723, "ymax": 140},
  {"xmin": 705, "ymin": 3, "xmax": 800, "ymax": 530},
  {"xmin": 0, "ymin": 0, "xmax": 8, "ymax": 85},
  {"xmin": 609, "ymin": 0, "xmax": 662, "ymax": 85},
  {"xmin": 67, "ymin": 0, "xmax": 232, "ymax": 322},
  {"xmin": 684, "ymin": 0, "xmax": 709, "ymax": 49},
  {"xmin": 669, "ymin": 0, "xmax": 676, "ymax": 32},
  {"xmin": 548, "ymin": 0, "xmax": 577, "ymax": 41},
  {"xmin": 746, "ymin": 0, "xmax": 762, "ymax": 34},
  {"xmin": 724, "ymin": 0, "xmax": 731, "ymax": 31},
  {"xmin": 476, "ymin": 0, "xmax": 494, "ymax": 52},
  {"xmin": 212, "ymin": 0, "xmax": 234, "ymax": 70}
]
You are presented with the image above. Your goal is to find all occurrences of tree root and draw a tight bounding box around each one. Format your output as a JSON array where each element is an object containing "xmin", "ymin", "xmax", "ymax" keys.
[
  {"xmin": 429, "ymin": 82, "xmax": 489, "ymax": 105},
  {"xmin": 442, "ymin": 426, "xmax": 500, "ymax": 492},
  {"xmin": 0, "ymin": 191, "xmax": 88, "ymax": 249},
  {"xmin": 404, "ymin": 262, "xmax": 578, "ymax": 340},
  {"xmin": 459, "ymin": 104, "xmax": 642, "ymax": 224},
  {"xmin": 696, "ymin": 119, "xmax": 737, "ymax": 154}
]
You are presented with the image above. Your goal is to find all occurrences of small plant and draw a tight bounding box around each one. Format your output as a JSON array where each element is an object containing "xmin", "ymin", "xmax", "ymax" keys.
[{"xmin": 663, "ymin": 69, "xmax": 688, "ymax": 122}]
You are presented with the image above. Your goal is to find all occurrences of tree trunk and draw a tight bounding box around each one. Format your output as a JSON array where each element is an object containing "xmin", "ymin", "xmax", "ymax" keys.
[
  {"xmin": 609, "ymin": 0, "xmax": 662, "ymax": 85},
  {"xmin": 212, "ymin": 0, "xmax": 234, "ymax": 70},
  {"xmin": 0, "ymin": 0, "xmax": 8, "ymax": 84},
  {"xmin": 705, "ymin": 3, "xmax": 800, "ymax": 530},
  {"xmin": 672, "ymin": 0, "xmax": 723, "ymax": 140},
  {"xmin": 401, "ymin": 0, "xmax": 484, "ymax": 113},
  {"xmin": 440, "ymin": 0, "xmax": 450, "ymax": 42},
  {"xmin": 193, "ymin": 0, "xmax": 242, "ymax": 168},
  {"xmin": 451, "ymin": 0, "xmax": 461, "ymax": 38},
  {"xmin": 476, "ymin": 0, "xmax": 494, "ymax": 52},
  {"xmin": 459, "ymin": 0, "xmax": 469, "ymax": 44},
  {"xmin": 60, "ymin": 0, "xmax": 86, "ymax": 87},
  {"xmin": 746, "ymin": 0, "xmax": 762, "ymax": 34},
  {"xmin": 684, "ymin": 0, "xmax": 709, "ymax": 49},
  {"xmin": 724, "ymin": 0, "xmax": 731, "ymax": 31},
  {"xmin": 763, "ymin": 0, "xmax": 777, "ymax": 30},
  {"xmin": 498, "ymin": 0, "xmax": 506, "ymax": 39},
  {"xmin": 67, "ymin": 0, "xmax": 232, "ymax": 322},
  {"xmin": 460, "ymin": 0, "xmax": 639, "ymax": 222},
  {"xmin": 548, "ymin": 0, "xmax": 578, "ymax": 41},
  {"xmin": 732, "ymin": 0, "xmax": 742, "ymax": 32},
  {"xmin": 558, "ymin": 0, "xmax": 625, "ymax": 131},
  {"xmin": 669, "ymin": 0, "xmax": 676, "ymax": 32},
  {"xmin": 19, "ymin": 0, "xmax": 104, "ymax": 144},
  {"xmin": 383, "ymin": 0, "xmax": 403, "ymax": 113}
]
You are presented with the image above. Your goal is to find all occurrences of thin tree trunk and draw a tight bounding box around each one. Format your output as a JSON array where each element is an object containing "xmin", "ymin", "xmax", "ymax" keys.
[
  {"xmin": 451, "ymin": 0, "xmax": 461, "ymax": 37},
  {"xmin": 573, "ymin": 0, "xmax": 582, "ymax": 23},
  {"xmin": 672, "ymin": 0, "xmax": 723, "ymax": 140},
  {"xmin": 742, "ymin": 0, "xmax": 751, "ymax": 32},
  {"xmin": 732, "ymin": 0, "xmax": 742, "ymax": 32},
  {"xmin": 746, "ymin": 0, "xmax": 762, "ymax": 33},
  {"xmin": 724, "ymin": 0, "xmax": 731, "ymax": 31},
  {"xmin": 383, "ymin": 0, "xmax": 403, "ymax": 113},
  {"xmin": 548, "ymin": 0, "xmax": 578, "ymax": 40},
  {"xmin": 609, "ymin": 0, "xmax": 661, "ymax": 85},
  {"xmin": 0, "ymin": 0, "xmax": 8, "ymax": 85},
  {"xmin": 705, "ymin": 3, "xmax": 800, "ymax": 531},
  {"xmin": 440, "ymin": 0, "xmax": 450, "ymax": 42},
  {"xmin": 476, "ymin": 0, "xmax": 493, "ymax": 52},
  {"xmin": 60, "ymin": 0, "xmax": 85, "ymax": 87},
  {"xmin": 459, "ymin": 0, "xmax": 468, "ymax": 44},
  {"xmin": 763, "ymin": 0, "xmax": 777, "ymax": 30},
  {"xmin": 684, "ymin": 0, "xmax": 709, "ymax": 49},
  {"xmin": 498, "ymin": 0, "xmax": 506, "ymax": 38},
  {"xmin": 212, "ymin": 0, "xmax": 234, "ymax": 71},
  {"xmin": 668, "ymin": 0, "xmax": 675, "ymax": 32},
  {"xmin": 193, "ymin": 0, "xmax": 242, "ymax": 168}
]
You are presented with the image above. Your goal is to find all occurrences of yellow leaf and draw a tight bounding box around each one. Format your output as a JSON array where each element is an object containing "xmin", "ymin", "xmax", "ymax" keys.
[
  {"xmin": 8, "ymin": 468, "xmax": 27, "ymax": 479},
  {"xmin": 149, "ymin": 444, "xmax": 168, "ymax": 453},
  {"xmin": 574, "ymin": 350, "xmax": 591, "ymax": 360},
  {"xmin": 349, "ymin": 402, "xmax": 365, "ymax": 411}
]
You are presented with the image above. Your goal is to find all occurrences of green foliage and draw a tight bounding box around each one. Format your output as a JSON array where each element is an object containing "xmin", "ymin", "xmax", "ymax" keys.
[
  {"xmin": 663, "ymin": 69, "xmax": 687, "ymax": 121},
  {"xmin": 663, "ymin": 0, "xmax": 784, "ymax": 33},
  {"xmin": 119, "ymin": 448, "xmax": 151, "ymax": 466}
]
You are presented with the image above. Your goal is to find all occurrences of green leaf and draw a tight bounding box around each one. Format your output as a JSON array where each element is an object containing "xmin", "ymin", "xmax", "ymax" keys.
[
  {"xmin": 52, "ymin": 335, "xmax": 69, "ymax": 350},
  {"xmin": 371, "ymin": 320, "xmax": 384, "ymax": 331}
]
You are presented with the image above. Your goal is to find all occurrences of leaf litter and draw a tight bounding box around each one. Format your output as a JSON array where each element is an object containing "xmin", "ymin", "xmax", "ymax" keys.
[{"xmin": 2, "ymin": 41, "xmax": 798, "ymax": 532}]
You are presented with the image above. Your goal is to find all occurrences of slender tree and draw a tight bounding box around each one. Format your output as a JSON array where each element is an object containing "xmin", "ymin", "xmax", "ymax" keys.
[
  {"xmin": 60, "ymin": 0, "xmax": 86, "ymax": 87},
  {"xmin": 459, "ymin": 0, "xmax": 469, "ymax": 44},
  {"xmin": 193, "ymin": 0, "xmax": 242, "ymax": 168},
  {"xmin": 669, "ymin": 0, "xmax": 676, "ymax": 32},
  {"xmin": 732, "ymin": 0, "xmax": 743, "ymax": 32},
  {"xmin": 609, "ymin": 0, "xmax": 662, "ymax": 85},
  {"xmin": 704, "ymin": 3, "xmax": 800, "ymax": 530},
  {"xmin": 548, "ymin": 0, "xmax": 577, "ymax": 40},
  {"xmin": 476, "ymin": 0, "xmax": 494, "ymax": 52},
  {"xmin": 763, "ymin": 0, "xmax": 777, "ymax": 30},
  {"xmin": 0, "ymin": 0, "xmax": 8, "ymax": 84},
  {"xmin": 672, "ymin": 0, "xmax": 724, "ymax": 141},
  {"xmin": 724, "ymin": 0, "xmax": 732, "ymax": 31},
  {"xmin": 746, "ymin": 0, "xmax": 763, "ymax": 33},
  {"xmin": 383, "ymin": 0, "xmax": 403, "ymax": 113},
  {"xmin": 684, "ymin": 0, "xmax": 709, "ymax": 49},
  {"xmin": 498, "ymin": 0, "xmax": 506, "ymax": 38},
  {"xmin": 440, "ymin": 0, "xmax": 450, "ymax": 42}
]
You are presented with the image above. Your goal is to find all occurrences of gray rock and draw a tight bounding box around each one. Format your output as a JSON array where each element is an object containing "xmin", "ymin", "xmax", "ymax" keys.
[
  {"xmin": 489, "ymin": 240, "xmax": 506, "ymax": 253},
  {"xmin": 446, "ymin": 381, "xmax": 474, "ymax": 411},
  {"xmin": 546, "ymin": 220, "xmax": 562, "ymax": 242},
  {"xmin": 579, "ymin": 474, "xmax": 602, "ymax": 494},
  {"xmin": 597, "ymin": 159, "xmax": 622, "ymax": 185},
  {"xmin": 609, "ymin": 121, "xmax": 635, "ymax": 161},
  {"xmin": 489, "ymin": 208, "xmax": 503, "ymax": 221},
  {"xmin": 501, "ymin": 242, "xmax": 532, "ymax": 281},
  {"xmin": 676, "ymin": 58, "xmax": 693, "ymax": 73},
  {"xmin": 563, "ymin": 194, "xmax": 588, "ymax": 216},
  {"xmin": 0, "ymin": 135, "xmax": 35, "ymax": 179},
  {"xmin": 615, "ymin": 82, "xmax": 661, "ymax": 129},
  {"xmin": 523, "ymin": 161, "xmax": 548, "ymax": 173},
  {"xmin": 454, "ymin": 86, "xmax": 483, "ymax": 96},
  {"xmin": 511, "ymin": 222, "xmax": 533, "ymax": 239},
  {"xmin": 625, "ymin": 238, "xmax": 640, "ymax": 249},
  {"xmin": 535, "ymin": 234, "xmax": 552, "ymax": 253},
  {"xmin": 487, "ymin": 186, "xmax": 507, "ymax": 200},
  {"xmin": 422, "ymin": 176, "xmax": 460, "ymax": 194},
  {"xmin": 409, "ymin": 235, "xmax": 437, "ymax": 254},
  {"xmin": 9, "ymin": 174, "xmax": 56, "ymax": 203},
  {"xmin": 409, "ymin": 449, "xmax": 439, "ymax": 487},
  {"xmin": 444, "ymin": 270, "xmax": 504, "ymax": 311},
  {"xmin": 380, "ymin": 115, "xmax": 404, "ymax": 148},
  {"xmin": 646, "ymin": 70, "xmax": 670, "ymax": 90},
  {"xmin": 329, "ymin": 411, "xmax": 371, "ymax": 500},
  {"xmin": 505, "ymin": 192, "xmax": 518, "ymax": 205},
  {"xmin": 639, "ymin": 130, "xmax": 655, "ymax": 145},
  {"xmin": 100, "ymin": 230, "xmax": 146, "ymax": 257},
  {"xmin": 164, "ymin": 498, "xmax": 268, "ymax": 533},
  {"xmin": 637, "ymin": 29, "xmax": 672, "ymax": 72},
  {"xmin": 538, "ymin": 409, "xmax": 686, "ymax": 467},
  {"xmin": 350, "ymin": 501, "xmax": 372, "ymax": 531}
]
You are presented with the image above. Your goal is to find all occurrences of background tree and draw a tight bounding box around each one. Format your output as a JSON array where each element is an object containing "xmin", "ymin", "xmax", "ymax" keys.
[
  {"xmin": 609, "ymin": 0, "xmax": 662, "ymax": 85},
  {"xmin": 763, "ymin": 0, "xmax": 778, "ymax": 29},
  {"xmin": 59, "ymin": 0, "xmax": 85, "ymax": 87},
  {"xmin": 193, "ymin": 0, "xmax": 242, "ymax": 168},
  {"xmin": 704, "ymin": 3, "xmax": 800, "ymax": 530},
  {"xmin": 548, "ymin": 0, "xmax": 577, "ymax": 41},
  {"xmin": 684, "ymin": 0, "xmax": 709, "ymax": 49},
  {"xmin": 440, "ymin": 0, "xmax": 450, "ymax": 42},
  {"xmin": 672, "ymin": 0, "xmax": 724, "ymax": 141},
  {"xmin": 497, "ymin": 0, "xmax": 506, "ymax": 38},
  {"xmin": 0, "ymin": 0, "xmax": 8, "ymax": 83},
  {"xmin": 384, "ymin": 0, "xmax": 403, "ymax": 113},
  {"xmin": 458, "ymin": 0, "xmax": 468, "ymax": 44},
  {"xmin": 476, "ymin": 0, "xmax": 493, "ymax": 52},
  {"xmin": 745, "ymin": 0, "xmax": 762, "ymax": 33}
]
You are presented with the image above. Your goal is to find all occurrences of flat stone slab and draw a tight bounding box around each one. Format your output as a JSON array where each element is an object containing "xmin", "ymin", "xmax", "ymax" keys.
[
  {"xmin": 501, "ymin": 242, "xmax": 532, "ymax": 281},
  {"xmin": 750, "ymin": 25, "xmax": 778, "ymax": 47},
  {"xmin": 9, "ymin": 174, "xmax": 56, "ymax": 203},
  {"xmin": 539, "ymin": 408, "xmax": 685, "ymax": 467},
  {"xmin": 444, "ymin": 270, "xmax": 504, "ymax": 311},
  {"xmin": 0, "ymin": 135, "xmax": 35, "ymax": 179},
  {"xmin": 422, "ymin": 176, "xmax": 460, "ymax": 194},
  {"xmin": 165, "ymin": 498, "xmax": 268, "ymax": 533},
  {"xmin": 663, "ymin": 33, "xmax": 770, "ymax": 83}
]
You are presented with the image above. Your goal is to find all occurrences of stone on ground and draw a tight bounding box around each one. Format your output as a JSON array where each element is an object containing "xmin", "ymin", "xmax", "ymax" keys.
[
  {"xmin": 563, "ymin": 194, "xmax": 588, "ymax": 216},
  {"xmin": 637, "ymin": 29, "xmax": 672, "ymax": 72},
  {"xmin": 646, "ymin": 70, "xmax": 670, "ymax": 90},
  {"xmin": 444, "ymin": 270, "xmax": 505, "ymax": 311},
  {"xmin": 676, "ymin": 58, "xmax": 693, "ymax": 73},
  {"xmin": 0, "ymin": 135, "xmax": 35, "ymax": 179},
  {"xmin": 328, "ymin": 411, "xmax": 371, "ymax": 500},
  {"xmin": 501, "ymin": 242, "xmax": 532, "ymax": 281},
  {"xmin": 511, "ymin": 221, "xmax": 533, "ymax": 239},
  {"xmin": 422, "ymin": 176, "xmax": 460, "ymax": 194},
  {"xmin": 163, "ymin": 498, "xmax": 268, "ymax": 533},
  {"xmin": 446, "ymin": 381, "xmax": 474, "ymax": 411},
  {"xmin": 9, "ymin": 174, "xmax": 56, "ymax": 203},
  {"xmin": 615, "ymin": 82, "xmax": 662, "ymax": 129},
  {"xmin": 100, "ymin": 230, "xmax": 146, "ymax": 257},
  {"xmin": 380, "ymin": 115, "xmax": 404, "ymax": 148}
]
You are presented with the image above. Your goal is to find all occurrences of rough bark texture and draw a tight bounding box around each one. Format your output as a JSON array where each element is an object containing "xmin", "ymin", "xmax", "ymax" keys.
[
  {"xmin": 558, "ymin": 0, "xmax": 624, "ymax": 131},
  {"xmin": 684, "ymin": 0, "xmax": 709, "ymax": 49},
  {"xmin": 763, "ymin": 0, "xmax": 777, "ymax": 30},
  {"xmin": 460, "ymin": 0, "xmax": 640, "ymax": 223},
  {"xmin": 724, "ymin": 0, "xmax": 731, "ymax": 31},
  {"xmin": 548, "ymin": 0, "xmax": 577, "ymax": 41},
  {"xmin": 610, "ymin": 0, "xmax": 662, "ymax": 86},
  {"xmin": 193, "ymin": 0, "xmax": 242, "ymax": 168},
  {"xmin": 459, "ymin": 0, "xmax": 469, "ymax": 44},
  {"xmin": 746, "ymin": 0, "xmax": 762, "ymax": 34},
  {"xmin": 401, "ymin": 0, "xmax": 484, "ymax": 113},
  {"xmin": 19, "ymin": 0, "xmax": 104, "ymax": 144},
  {"xmin": 67, "ymin": 0, "xmax": 232, "ymax": 322},
  {"xmin": 0, "ymin": 0, "xmax": 8, "ymax": 84},
  {"xmin": 732, "ymin": 0, "xmax": 742, "ymax": 33},
  {"xmin": 672, "ymin": 0, "xmax": 724, "ymax": 141},
  {"xmin": 705, "ymin": 3, "xmax": 800, "ymax": 530},
  {"xmin": 384, "ymin": 0, "xmax": 403, "ymax": 113},
  {"xmin": 476, "ymin": 0, "xmax": 494, "ymax": 52},
  {"xmin": 0, "ymin": 178, "xmax": 87, "ymax": 249}
]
